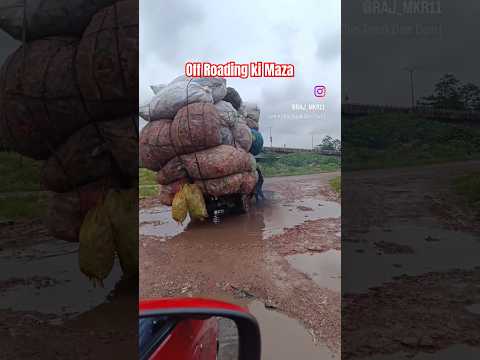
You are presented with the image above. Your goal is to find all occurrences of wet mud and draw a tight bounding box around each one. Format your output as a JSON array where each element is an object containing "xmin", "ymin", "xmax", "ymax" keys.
[
  {"xmin": 342, "ymin": 161, "xmax": 480, "ymax": 359},
  {"xmin": 0, "ymin": 219, "xmax": 137, "ymax": 359},
  {"xmin": 140, "ymin": 172, "xmax": 342, "ymax": 356}
]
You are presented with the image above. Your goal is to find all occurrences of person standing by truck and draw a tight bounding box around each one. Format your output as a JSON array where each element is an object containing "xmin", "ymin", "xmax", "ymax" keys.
[{"xmin": 254, "ymin": 166, "xmax": 265, "ymax": 201}]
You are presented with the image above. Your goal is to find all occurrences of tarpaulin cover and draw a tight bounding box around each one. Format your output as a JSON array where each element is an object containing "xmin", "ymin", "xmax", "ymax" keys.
[{"xmin": 249, "ymin": 128, "xmax": 264, "ymax": 155}]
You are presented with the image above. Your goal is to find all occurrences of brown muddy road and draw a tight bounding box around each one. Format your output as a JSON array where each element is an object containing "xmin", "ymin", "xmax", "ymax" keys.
[
  {"xmin": 140, "ymin": 172, "xmax": 341, "ymax": 359},
  {"xmin": 342, "ymin": 160, "xmax": 480, "ymax": 359},
  {"xmin": 0, "ymin": 218, "xmax": 137, "ymax": 359}
]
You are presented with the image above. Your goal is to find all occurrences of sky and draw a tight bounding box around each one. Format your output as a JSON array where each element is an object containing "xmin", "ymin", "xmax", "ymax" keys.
[
  {"xmin": 139, "ymin": 0, "xmax": 341, "ymax": 148},
  {"xmin": 343, "ymin": 0, "xmax": 480, "ymax": 107}
]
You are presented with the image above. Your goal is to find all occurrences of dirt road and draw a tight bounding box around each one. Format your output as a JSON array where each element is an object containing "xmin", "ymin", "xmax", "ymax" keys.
[
  {"xmin": 0, "ymin": 218, "xmax": 137, "ymax": 359},
  {"xmin": 140, "ymin": 172, "xmax": 341, "ymax": 359},
  {"xmin": 342, "ymin": 160, "xmax": 480, "ymax": 359}
]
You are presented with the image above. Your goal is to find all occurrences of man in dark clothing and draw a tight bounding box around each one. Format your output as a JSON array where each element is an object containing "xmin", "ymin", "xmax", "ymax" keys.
[{"xmin": 254, "ymin": 167, "xmax": 265, "ymax": 201}]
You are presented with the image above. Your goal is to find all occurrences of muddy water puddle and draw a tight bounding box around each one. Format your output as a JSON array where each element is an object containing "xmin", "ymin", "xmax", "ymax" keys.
[
  {"xmin": 286, "ymin": 250, "xmax": 341, "ymax": 292},
  {"xmin": 0, "ymin": 239, "xmax": 121, "ymax": 317},
  {"xmin": 200, "ymin": 293, "xmax": 338, "ymax": 360},
  {"xmin": 140, "ymin": 197, "xmax": 340, "ymax": 242},
  {"xmin": 344, "ymin": 224, "xmax": 480, "ymax": 294}
]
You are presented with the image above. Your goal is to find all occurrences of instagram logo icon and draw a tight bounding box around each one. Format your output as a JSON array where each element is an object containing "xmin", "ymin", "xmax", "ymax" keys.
[{"xmin": 314, "ymin": 85, "xmax": 326, "ymax": 98}]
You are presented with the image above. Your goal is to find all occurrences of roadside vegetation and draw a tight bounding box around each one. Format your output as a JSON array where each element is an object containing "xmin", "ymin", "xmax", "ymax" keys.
[
  {"xmin": 329, "ymin": 176, "xmax": 341, "ymax": 194},
  {"xmin": 259, "ymin": 152, "xmax": 340, "ymax": 177},
  {"xmin": 0, "ymin": 152, "xmax": 47, "ymax": 220},
  {"xmin": 0, "ymin": 152, "xmax": 42, "ymax": 192},
  {"xmin": 453, "ymin": 172, "xmax": 480, "ymax": 211},
  {"xmin": 343, "ymin": 113, "xmax": 480, "ymax": 170},
  {"xmin": 139, "ymin": 168, "xmax": 158, "ymax": 198}
]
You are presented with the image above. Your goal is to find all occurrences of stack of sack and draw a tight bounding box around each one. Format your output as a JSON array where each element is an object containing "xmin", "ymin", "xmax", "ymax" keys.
[
  {"xmin": 0, "ymin": 0, "xmax": 139, "ymax": 282},
  {"xmin": 139, "ymin": 76, "xmax": 264, "ymax": 219}
]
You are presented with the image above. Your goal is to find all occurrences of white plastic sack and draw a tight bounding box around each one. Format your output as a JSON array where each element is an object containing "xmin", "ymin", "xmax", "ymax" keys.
[
  {"xmin": 147, "ymin": 81, "xmax": 214, "ymax": 120},
  {"xmin": 139, "ymin": 101, "xmax": 151, "ymax": 121},
  {"xmin": 214, "ymin": 100, "xmax": 242, "ymax": 128},
  {"xmin": 240, "ymin": 102, "xmax": 260, "ymax": 122},
  {"xmin": 170, "ymin": 75, "xmax": 227, "ymax": 103},
  {"xmin": 150, "ymin": 84, "xmax": 166, "ymax": 95},
  {"xmin": 0, "ymin": 0, "xmax": 115, "ymax": 41}
]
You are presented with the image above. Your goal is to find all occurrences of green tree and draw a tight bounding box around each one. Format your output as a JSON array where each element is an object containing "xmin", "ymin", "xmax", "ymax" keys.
[
  {"xmin": 419, "ymin": 74, "xmax": 464, "ymax": 110},
  {"xmin": 459, "ymin": 82, "xmax": 480, "ymax": 111}
]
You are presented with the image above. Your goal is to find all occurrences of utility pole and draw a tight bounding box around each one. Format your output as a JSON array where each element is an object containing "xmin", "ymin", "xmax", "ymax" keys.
[
  {"xmin": 311, "ymin": 134, "xmax": 314, "ymax": 150},
  {"xmin": 403, "ymin": 67, "xmax": 416, "ymax": 109},
  {"xmin": 268, "ymin": 127, "xmax": 272, "ymax": 147}
]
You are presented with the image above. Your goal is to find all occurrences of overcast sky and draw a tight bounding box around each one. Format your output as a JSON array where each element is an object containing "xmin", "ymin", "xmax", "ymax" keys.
[
  {"xmin": 343, "ymin": 0, "xmax": 480, "ymax": 107},
  {"xmin": 140, "ymin": 0, "xmax": 341, "ymax": 148}
]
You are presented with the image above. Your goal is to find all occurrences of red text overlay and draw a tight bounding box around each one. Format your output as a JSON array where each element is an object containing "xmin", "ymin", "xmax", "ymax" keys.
[{"xmin": 185, "ymin": 61, "xmax": 295, "ymax": 79}]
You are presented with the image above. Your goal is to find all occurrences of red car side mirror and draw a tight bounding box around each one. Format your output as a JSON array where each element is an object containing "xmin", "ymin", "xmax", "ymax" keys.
[{"xmin": 139, "ymin": 298, "xmax": 261, "ymax": 360}]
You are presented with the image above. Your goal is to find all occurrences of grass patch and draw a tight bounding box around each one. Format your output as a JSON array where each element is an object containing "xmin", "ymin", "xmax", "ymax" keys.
[
  {"xmin": 259, "ymin": 152, "xmax": 340, "ymax": 177},
  {"xmin": 329, "ymin": 176, "xmax": 341, "ymax": 194},
  {"xmin": 139, "ymin": 184, "xmax": 159, "ymax": 198},
  {"xmin": 0, "ymin": 193, "xmax": 48, "ymax": 221},
  {"xmin": 343, "ymin": 113, "xmax": 480, "ymax": 170},
  {"xmin": 453, "ymin": 172, "xmax": 480, "ymax": 210},
  {"xmin": 0, "ymin": 152, "xmax": 42, "ymax": 192},
  {"xmin": 139, "ymin": 168, "xmax": 159, "ymax": 198}
]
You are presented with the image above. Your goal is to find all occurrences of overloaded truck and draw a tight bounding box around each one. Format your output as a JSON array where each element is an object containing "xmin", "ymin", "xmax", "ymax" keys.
[{"xmin": 139, "ymin": 76, "xmax": 264, "ymax": 222}]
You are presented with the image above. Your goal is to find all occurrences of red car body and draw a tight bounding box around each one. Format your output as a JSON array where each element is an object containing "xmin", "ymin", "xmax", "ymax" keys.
[
  {"xmin": 139, "ymin": 298, "xmax": 251, "ymax": 360},
  {"xmin": 148, "ymin": 318, "xmax": 218, "ymax": 360}
]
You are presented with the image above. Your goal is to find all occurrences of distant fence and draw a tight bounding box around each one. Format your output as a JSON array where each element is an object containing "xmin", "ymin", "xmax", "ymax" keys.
[
  {"xmin": 263, "ymin": 146, "xmax": 341, "ymax": 156},
  {"xmin": 342, "ymin": 103, "xmax": 480, "ymax": 122}
]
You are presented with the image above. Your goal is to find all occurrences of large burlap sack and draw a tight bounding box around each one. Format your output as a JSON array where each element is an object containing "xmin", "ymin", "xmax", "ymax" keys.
[
  {"xmin": 171, "ymin": 102, "xmax": 223, "ymax": 155},
  {"xmin": 45, "ymin": 178, "xmax": 113, "ymax": 242},
  {"xmin": 181, "ymin": 144, "xmax": 255, "ymax": 180},
  {"xmin": 79, "ymin": 201, "xmax": 115, "ymax": 282},
  {"xmin": 184, "ymin": 183, "xmax": 208, "ymax": 221},
  {"xmin": 170, "ymin": 76, "xmax": 227, "ymax": 103},
  {"xmin": 0, "ymin": 37, "xmax": 89, "ymax": 159},
  {"xmin": 42, "ymin": 123, "xmax": 113, "ymax": 192},
  {"xmin": 76, "ymin": 0, "xmax": 138, "ymax": 121},
  {"xmin": 146, "ymin": 80, "xmax": 213, "ymax": 120},
  {"xmin": 172, "ymin": 186, "xmax": 188, "ymax": 223},
  {"xmin": 223, "ymin": 86, "xmax": 242, "ymax": 110},
  {"xmin": 214, "ymin": 100, "xmax": 242, "ymax": 128},
  {"xmin": 232, "ymin": 120, "xmax": 253, "ymax": 152},
  {"xmin": 159, "ymin": 178, "xmax": 187, "ymax": 206},
  {"xmin": 99, "ymin": 115, "xmax": 138, "ymax": 180},
  {"xmin": 156, "ymin": 157, "xmax": 186, "ymax": 185},
  {"xmin": 139, "ymin": 119, "xmax": 176, "ymax": 171},
  {"xmin": 195, "ymin": 171, "xmax": 258, "ymax": 197},
  {"xmin": 0, "ymin": 0, "xmax": 116, "ymax": 41},
  {"xmin": 104, "ymin": 188, "xmax": 138, "ymax": 277},
  {"xmin": 240, "ymin": 102, "xmax": 260, "ymax": 122}
]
